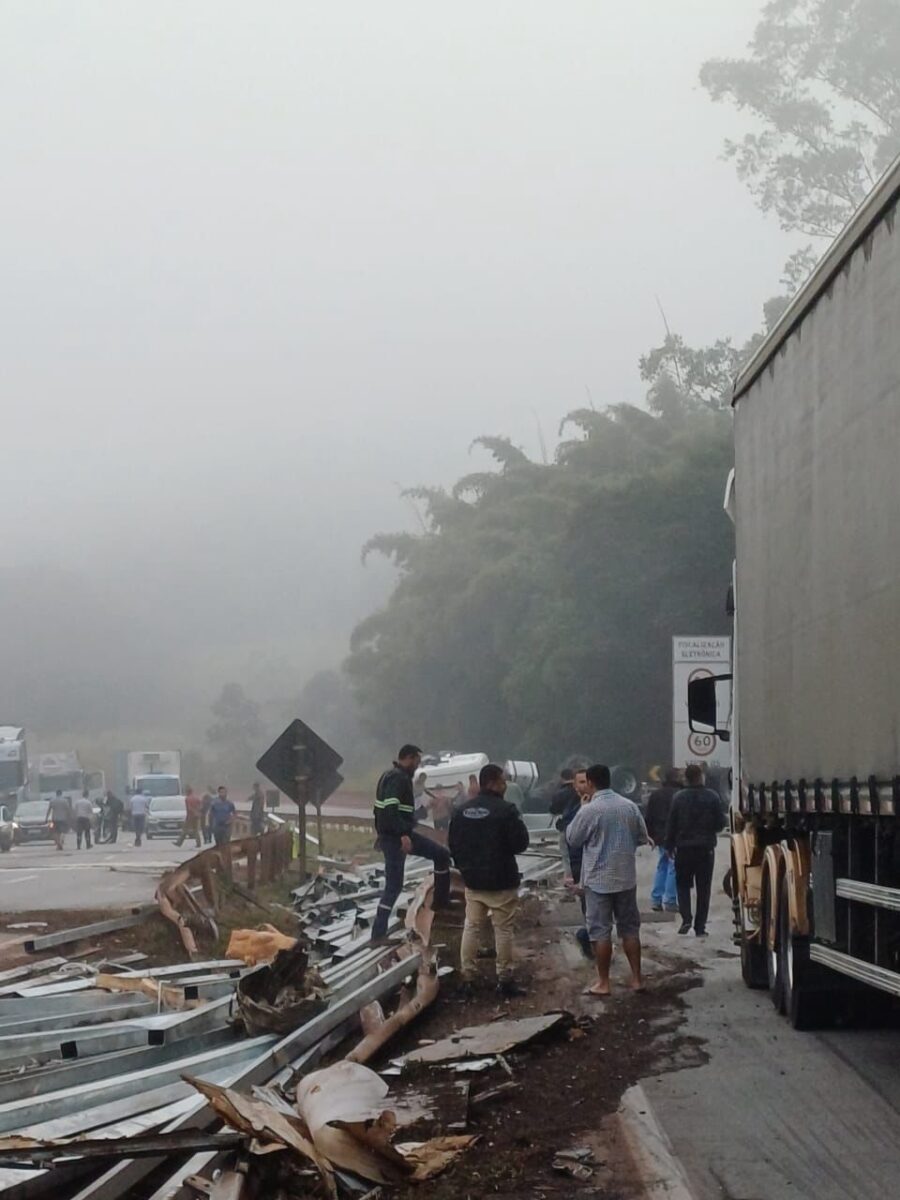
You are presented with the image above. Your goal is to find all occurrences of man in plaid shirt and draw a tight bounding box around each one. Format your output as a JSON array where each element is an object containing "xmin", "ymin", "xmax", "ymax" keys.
[{"xmin": 567, "ymin": 763, "xmax": 649, "ymax": 996}]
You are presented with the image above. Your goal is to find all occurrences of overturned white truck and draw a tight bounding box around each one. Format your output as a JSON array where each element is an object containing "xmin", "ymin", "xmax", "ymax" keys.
[{"xmin": 690, "ymin": 157, "xmax": 900, "ymax": 1026}]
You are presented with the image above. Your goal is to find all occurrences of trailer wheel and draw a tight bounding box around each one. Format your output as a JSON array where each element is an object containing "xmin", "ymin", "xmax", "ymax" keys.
[
  {"xmin": 734, "ymin": 857, "xmax": 767, "ymax": 989},
  {"xmin": 763, "ymin": 880, "xmax": 785, "ymax": 1012}
]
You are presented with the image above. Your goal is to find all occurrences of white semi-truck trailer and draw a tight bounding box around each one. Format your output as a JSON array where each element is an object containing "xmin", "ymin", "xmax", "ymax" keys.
[
  {"xmin": 0, "ymin": 727, "xmax": 28, "ymax": 811},
  {"xmin": 690, "ymin": 156, "xmax": 900, "ymax": 1027}
]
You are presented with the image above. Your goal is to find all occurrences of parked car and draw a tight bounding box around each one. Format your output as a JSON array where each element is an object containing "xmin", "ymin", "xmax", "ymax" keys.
[
  {"xmin": 0, "ymin": 805, "xmax": 14, "ymax": 852},
  {"xmin": 11, "ymin": 798, "xmax": 53, "ymax": 845},
  {"xmin": 146, "ymin": 795, "xmax": 186, "ymax": 840}
]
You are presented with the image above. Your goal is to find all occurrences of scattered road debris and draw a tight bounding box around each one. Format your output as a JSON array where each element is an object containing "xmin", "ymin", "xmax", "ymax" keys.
[
  {"xmin": 552, "ymin": 1145, "xmax": 596, "ymax": 1180},
  {"xmin": 346, "ymin": 948, "xmax": 440, "ymax": 1064},
  {"xmin": 235, "ymin": 942, "xmax": 327, "ymax": 1036},
  {"xmin": 156, "ymin": 828, "xmax": 294, "ymax": 956},
  {"xmin": 23, "ymin": 909, "xmax": 155, "ymax": 954},
  {"xmin": 0, "ymin": 1128, "xmax": 245, "ymax": 1164},
  {"xmin": 226, "ymin": 924, "xmax": 298, "ymax": 966},
  {"xmin": 400, "ymin": 1011, "xmax": 570, "ymax": 1066},
  {"xmin": 0, "ymin": 836, "xmax": 566, "ymax": 1196},
  {"xmin": 469, "ymin": 1080, "xmax": 520, "ymax": 1108},
  {"xmin": 189, "ymin": 1074, "xmax": 338, "ymax": 1196}
]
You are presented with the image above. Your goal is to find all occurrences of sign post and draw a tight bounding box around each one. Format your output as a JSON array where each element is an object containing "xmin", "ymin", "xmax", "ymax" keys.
[
  {"xmin": 295, "ymin": 737, "xmax": 308, "ymax": 884},
  {"xmin": 672, "ymin": 636, "xmax": 731, "ymax": 768},
  {"xmin": 256, "ymin": 719, "xmax": 344, "ymax": 885}
]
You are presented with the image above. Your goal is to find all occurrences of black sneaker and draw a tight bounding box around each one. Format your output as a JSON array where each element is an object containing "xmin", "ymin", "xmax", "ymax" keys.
[
  {"xmin": 651, "ymin": 904, "xmax": 663, "ymax": 912},
  {"xmin": 695, "ymin": 929, "xmax": 709, "ymax": 938},
  {"xmin": 678, "ymin": 921, "xmax": 692, "ymax": 935},
  {"xmin": 497, "ymin": 979, "xmax": 528, "ymax": 999}
]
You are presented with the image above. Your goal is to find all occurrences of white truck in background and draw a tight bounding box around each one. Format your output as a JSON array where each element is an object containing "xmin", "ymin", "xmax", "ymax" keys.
[
  {"xmin": 0, "ymin": 727, "xmax": 28, "ymax": 812},
  {"xmin": 36, "ymin": 751, "xmax": 104, "ymax": 805},
  {"xmin": 115, "ymin": 749, "xmax": 183, "ymax": 799}
]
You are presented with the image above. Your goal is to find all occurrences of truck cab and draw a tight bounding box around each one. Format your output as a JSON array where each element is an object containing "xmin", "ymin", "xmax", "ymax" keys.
[{"xmin": 0, "ymin": 727, "xmax": 28, "ymax": 813}]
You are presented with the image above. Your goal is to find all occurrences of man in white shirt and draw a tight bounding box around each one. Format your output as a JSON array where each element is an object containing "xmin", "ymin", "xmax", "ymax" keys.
[
  {"xmin": 130, "ymin": 791, "xmax": 149, "ymax": 847},
  {"xmin": 567, "ymin": 763, "xmax": 649, "ymax": 996},
  {"xmin": 73, "ymin": 790, "xmax": 95, "ymax": 850}
]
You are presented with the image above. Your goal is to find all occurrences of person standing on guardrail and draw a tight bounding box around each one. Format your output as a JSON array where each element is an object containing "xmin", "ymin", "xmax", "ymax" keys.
[{"xmin": 371, "ymin": 744, "xmax": 452, "ymax": 940}]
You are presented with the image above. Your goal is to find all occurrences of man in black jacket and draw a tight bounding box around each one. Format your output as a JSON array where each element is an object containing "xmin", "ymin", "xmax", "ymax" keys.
[
  {"xmin": 549, "ymin": 768, "xmax": 579, "ymax": 878},
  {"xmin": 371, "ymin": 744, "xmax": 452, "ymax": 940},
  {"xmin": 665, "ymin": 763, "xmax": 726, "ymax": 936},
  {"xmin": 645, "ymin": 768, "xmax": 682, "ymax": 912},
  {"xmin": 448, "ymin": 763, "xmax": 531, "ymax": 997}
]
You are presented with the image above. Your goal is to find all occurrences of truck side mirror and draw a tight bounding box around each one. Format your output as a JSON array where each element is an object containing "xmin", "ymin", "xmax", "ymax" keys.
[{"xmin": 688, "ymin": 674, "xmax": 733, "ymax": 741}]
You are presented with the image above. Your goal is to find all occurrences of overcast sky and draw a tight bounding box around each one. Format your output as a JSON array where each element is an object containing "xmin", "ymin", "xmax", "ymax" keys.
[{"xmin": 0, "ymin": 1, "xmax": 793, "ymax": 721}]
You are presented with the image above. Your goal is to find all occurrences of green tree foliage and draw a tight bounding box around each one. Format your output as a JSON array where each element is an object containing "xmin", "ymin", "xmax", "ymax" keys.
[
  {"xmin": 701, "ymin": 0, "xmax": 900, "ymax": 236},
  {"xmin": 347, "ymin": 399, "xmax": 734, "ymax": 772}
]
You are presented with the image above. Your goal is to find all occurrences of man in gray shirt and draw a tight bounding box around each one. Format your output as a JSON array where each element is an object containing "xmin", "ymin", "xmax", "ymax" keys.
[
  {"xmin": 50, "ymin": 791, "xmax": 72, "ymax": 852},
  {"xmin": 73, "ymin": 790, "xmax": 94, "ymax": 850},
  {"xmin": 567, "ymin": 763, "xmax": 649, "ymax": 996}
]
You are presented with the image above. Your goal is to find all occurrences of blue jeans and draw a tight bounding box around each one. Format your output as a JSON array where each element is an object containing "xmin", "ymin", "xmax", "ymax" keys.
[
  {"xmin": 651, "ymin": 845, "xmax": 677, "ymax": 908},
  {"xmin": 372, "ymin": 830, "xmax": 451, "ymax": 939}
]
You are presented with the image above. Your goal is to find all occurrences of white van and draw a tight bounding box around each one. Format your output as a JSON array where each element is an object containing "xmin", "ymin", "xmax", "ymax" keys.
[{"xmin": 417, "ymin": 753, "xmax": 488, "ymax": 793}]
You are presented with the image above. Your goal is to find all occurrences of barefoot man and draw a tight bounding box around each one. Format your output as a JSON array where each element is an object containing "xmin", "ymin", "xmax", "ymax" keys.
[{"xmin": 566, "ymin": 763, "xmax": 649, "ymax": 996}]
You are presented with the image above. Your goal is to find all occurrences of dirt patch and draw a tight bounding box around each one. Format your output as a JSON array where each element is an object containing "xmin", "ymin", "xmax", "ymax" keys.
[{"xmin": 376, "ymin": 900, "xmax": 705, "ymax": 1199}]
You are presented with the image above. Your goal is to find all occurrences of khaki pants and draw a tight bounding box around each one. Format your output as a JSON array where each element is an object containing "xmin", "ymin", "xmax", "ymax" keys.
[
  {"xmin": 460, "ymin": 887, "xmax": 519, "ymax": 981},
  {"xmin": 175, "ymin": 814, "xmax": 202, "ymax": 848}
]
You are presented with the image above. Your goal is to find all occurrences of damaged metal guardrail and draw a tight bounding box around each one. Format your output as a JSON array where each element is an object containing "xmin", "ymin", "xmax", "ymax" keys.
[{"xmin": 0, "ymin": 829, "xmax": 562, "ymax": 1197}]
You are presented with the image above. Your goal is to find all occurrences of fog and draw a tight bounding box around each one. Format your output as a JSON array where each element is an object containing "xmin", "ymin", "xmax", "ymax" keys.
[{"xmin": 0, "ymin": 2, "xmax": 790, "ymax": 757}]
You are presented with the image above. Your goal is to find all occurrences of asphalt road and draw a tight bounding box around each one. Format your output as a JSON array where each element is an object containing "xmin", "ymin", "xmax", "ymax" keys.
[
  {"xmin": 0, "ymin": 836, "xmax": 200, "ymax": 911},
  {"xmin": 635, "ymin": 841, "xmax": 900, "ymax": 1200}
]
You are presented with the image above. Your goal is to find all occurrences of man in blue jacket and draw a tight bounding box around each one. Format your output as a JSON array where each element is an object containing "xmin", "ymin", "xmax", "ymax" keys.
[{"xmin": 371, "ymin": 744, "xmax": 452, "ymax": 940}]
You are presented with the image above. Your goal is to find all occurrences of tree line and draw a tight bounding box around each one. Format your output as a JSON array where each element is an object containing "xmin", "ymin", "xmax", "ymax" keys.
[{"xmin": 343, "ymin": 1, "xmax": 900, "ymax": 777}]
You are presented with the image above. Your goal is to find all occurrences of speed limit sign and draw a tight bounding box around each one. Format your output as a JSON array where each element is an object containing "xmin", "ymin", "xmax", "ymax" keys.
[
  {"xmin": 673, "ymin": 636, "xmax": 731, "ymax": 768},
  {"xmin": 688, "ymin": 731, "xmax": 716, "ymax": 758}
]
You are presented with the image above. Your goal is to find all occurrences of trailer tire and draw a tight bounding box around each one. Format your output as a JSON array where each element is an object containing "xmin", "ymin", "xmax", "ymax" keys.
[
  {"xmin": 763, "ymin": 879, "xmax": 785, "ymax": 1012},
  {"xmin": 732, "ymin": 851, "xmax": 767, "ymax": 989}
]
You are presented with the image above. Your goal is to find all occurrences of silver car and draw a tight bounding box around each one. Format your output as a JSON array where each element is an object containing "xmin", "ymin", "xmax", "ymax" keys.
[{"xmin": 146, "ymin": 795, "xmax": 186, "ymax": 839}]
